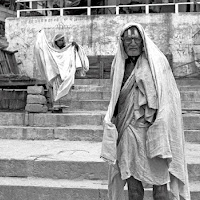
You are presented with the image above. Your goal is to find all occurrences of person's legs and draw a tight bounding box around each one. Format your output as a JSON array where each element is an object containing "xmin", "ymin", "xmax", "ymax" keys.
[
  {"xmin": 126, "ymin": 176, "xmax": 144, "ymax": 200},
  {"xmin": 153, "ymin": 184, "xmax": 169, "ymax": 200}
]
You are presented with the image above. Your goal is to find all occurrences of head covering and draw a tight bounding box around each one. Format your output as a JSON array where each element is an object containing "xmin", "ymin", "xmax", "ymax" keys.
[
  {"xmin": 54, "ymin": 33, "xmax": 65, "ymax": 42},
  {"xmin": 101, "ymin": 22, "xmax": 190, "ymax": 200},
  {"xmin": 52, "ymin": 33, "xmax": 65, "ymax": 49}
]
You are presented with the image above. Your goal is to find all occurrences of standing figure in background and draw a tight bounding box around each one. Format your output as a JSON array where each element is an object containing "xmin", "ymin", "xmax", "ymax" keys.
[
  {"xmin": 52, "ymin": 33, "xmax": 78, "ymax": 50},
  {"xmin": 35, "ymin": 30, "xmax": 89, "ymax": 112},
  {"xmin": 101, "ymin": 22, "xmax": 190, "ymax": 200},
  {"xmin": 50, "ymin": 33, "xmax": 79, "ymax": 110}
]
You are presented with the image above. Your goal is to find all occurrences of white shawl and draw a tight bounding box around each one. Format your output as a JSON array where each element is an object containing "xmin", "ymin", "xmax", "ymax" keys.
[
  {"xmin": 34, "ymin": 29, "xmax": 89, "ymax": 101},
  {"xmin": 101, "ymin": 22, "xmax": 190, "ymax": 200}
]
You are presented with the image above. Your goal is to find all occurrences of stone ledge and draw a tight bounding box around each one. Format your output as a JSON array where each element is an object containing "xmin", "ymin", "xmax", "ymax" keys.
[
  {"xmin": 27, "ymin": 94, "xmax": 47, "ymax": 105},
  {"xmin": 25, "ymin": 104, "xmax": 48, "ymax": 113},
  {"xmin": 27, "ymin": 86, "xmax": 45, "ymax": 95}
]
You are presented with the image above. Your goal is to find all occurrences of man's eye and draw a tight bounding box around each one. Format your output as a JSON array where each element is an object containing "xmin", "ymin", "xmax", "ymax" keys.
[
  {"xmin": 135, "ymin": 38, "xmax": 141, "ymax": 43},
  {"xmin": 125, "ymin": 38, "xmax": 132, "ymax": 43}
]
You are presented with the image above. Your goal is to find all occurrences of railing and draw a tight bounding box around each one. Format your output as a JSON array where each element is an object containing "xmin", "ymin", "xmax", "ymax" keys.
[{"xmin": 16, "ymin": 0, "xmax": 200, "ymax": 17}]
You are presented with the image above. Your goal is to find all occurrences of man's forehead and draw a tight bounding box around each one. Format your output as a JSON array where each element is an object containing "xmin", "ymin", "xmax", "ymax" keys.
[{"xmin": 124, "ymin": 27, "xmax": 141, "ymax": 37}]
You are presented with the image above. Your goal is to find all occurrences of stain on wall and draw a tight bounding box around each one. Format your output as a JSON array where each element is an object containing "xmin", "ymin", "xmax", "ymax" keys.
[{"xmin": 5, "ymin": 13, "xmax": 200, "ymax": 78}]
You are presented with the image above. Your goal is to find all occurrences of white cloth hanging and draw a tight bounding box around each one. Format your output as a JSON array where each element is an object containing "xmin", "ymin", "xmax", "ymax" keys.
[{"xmin": 34, "ymin": 29, "xmax": 89, "ymax": 101}]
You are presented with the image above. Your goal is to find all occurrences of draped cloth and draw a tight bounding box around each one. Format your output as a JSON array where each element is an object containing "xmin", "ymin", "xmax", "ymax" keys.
[
  {"xmin": 34, "ymin": 29, "xmax": 89, "ymax": 101},
  {"xmin": 100, "ymin": 22, "xmax": 190, "ymax": 200}
]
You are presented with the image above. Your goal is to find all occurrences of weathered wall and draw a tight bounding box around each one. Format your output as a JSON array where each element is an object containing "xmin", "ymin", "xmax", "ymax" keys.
[{"xmin": 5, "ymin": 13, "xmax": 200, "ymax": 78}]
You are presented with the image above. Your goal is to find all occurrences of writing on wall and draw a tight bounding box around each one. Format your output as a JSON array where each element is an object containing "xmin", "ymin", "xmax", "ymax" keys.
[{"xmin": 5, "ymin": 13, "xmax": 200, "ymax": 78}]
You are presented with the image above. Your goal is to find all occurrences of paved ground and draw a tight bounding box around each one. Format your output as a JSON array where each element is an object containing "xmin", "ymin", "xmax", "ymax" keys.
[{"xmin": 0, "ymin": 139, "xmax": 198, "ymax": 164}]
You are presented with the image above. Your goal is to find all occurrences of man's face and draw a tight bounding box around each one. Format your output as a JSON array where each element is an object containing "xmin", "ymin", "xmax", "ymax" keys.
[
  {"xmin": 122, "ymin": 27, "xmax": 143, "ymax": 57},
  {"xmin": 56, "ymin": 37, "xmax": 65, "ymax": 49}
]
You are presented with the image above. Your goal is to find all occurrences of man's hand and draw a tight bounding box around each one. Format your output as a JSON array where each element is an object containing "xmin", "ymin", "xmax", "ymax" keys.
[{"xmin": 72, "ymin": 41, "xmax": 79, "ymax": 51}]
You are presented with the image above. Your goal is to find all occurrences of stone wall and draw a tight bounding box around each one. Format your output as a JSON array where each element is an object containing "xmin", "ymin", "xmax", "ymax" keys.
[{"xmin": 5, "ymin": 13, "xmax": 200, "ymax": 78}]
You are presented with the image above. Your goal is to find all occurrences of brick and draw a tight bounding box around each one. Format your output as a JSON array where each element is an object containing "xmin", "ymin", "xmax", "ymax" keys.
[
  {"xmin": 25, "ymin": 104, "xmax": 48, "ymax": 113},
  {"xmin": 27, "ymin": 95, "xmax": 47, "ymax": 105},
  {"xmin": 27, "ymin": 86, "xmax": 44, "ymax": 95}
]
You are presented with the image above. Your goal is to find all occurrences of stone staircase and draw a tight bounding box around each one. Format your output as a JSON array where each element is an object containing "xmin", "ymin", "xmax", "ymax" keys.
[{"xmin": 0, "ymin": 78, "xmax": 199, "ymax": 200}]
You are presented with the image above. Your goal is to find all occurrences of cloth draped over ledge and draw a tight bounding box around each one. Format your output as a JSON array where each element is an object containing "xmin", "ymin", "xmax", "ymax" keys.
[
  {"xmin": 100, "ymin": 22, "xmax": 190, "ymax": 200},
  {"xmin": 34, "ymin": 29, "xmax": 89, "ymax": 101}
]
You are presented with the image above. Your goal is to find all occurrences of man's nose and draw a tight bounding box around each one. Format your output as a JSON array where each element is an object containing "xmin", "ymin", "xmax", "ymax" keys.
[{"xmin": 130, "ymin": 39, "xmax": 137, "ymax": 45}]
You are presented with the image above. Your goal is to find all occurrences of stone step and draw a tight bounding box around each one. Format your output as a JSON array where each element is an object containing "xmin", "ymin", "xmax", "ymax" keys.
[
  {"xmin": 0, "ymin": 177, "xmax": 199, "ymax": 200},
  {"xmin": 0, "ymin": 112, "xmax": 200, "ymax": 130},
  {"xmin": 58, "ymin": 99, "xmax": 200, "ymax": 112},
  {"xmin": 72, "ymin": 85, "xmax": 200, "ymax": 93},
  {"xmin": 0, "ymin": 140, "xmax": 107, "ymax": 180},
  {"xmin": 183, "ymin": 113, "xmax": 200, "ymax": 130},
  {"xmin": 55, "ymin": 97, "xmax": 200, "ymax": 113},
  {"xmin": 62, "ymin": 90, "xmax": 111, "ymax": 100},
  {"xmin": 180, "ymin": 91, "xmax": 200, "ymax": 102},
  {"xmin": 0, "ymin": 177, "xmax": 110, "ymax": 200},
  {"xmin": 74, "ymin": 78, "xmax": 200, "ymax": 87},
  {"xmin": 74, "ymin": 79, "xmax": 111, "ymax": 86},
  {"xmin": 72, "ymin": 85, "xmax": 110, "ymax": 92},
  {"xmin": 182, "ymin": 102, "xmax": 200, "ymax": 111},
  {"xmin": 179, "ymin": 86, "xmax": 200, "ymax": 91},
  {"xmin": 61, "ymin": 100, "xmax": 200, "ymax": 112},
  {"xmin": 0, "ymin": 111, "xmax": 106, "ymax": 127},
  {"xmin": 185, "ymin": 130, "xmax": 200, "ymax": 143},
  {"xmin": 175, "ymin": 78, "xmax": 200, "ymax": 87},
  {"xmin": 61, "ymin": 90, "xmax": 199, "ymax": 102},
  {"xmin": 0, "ymin": 126, "xmax": 200, "ymax": 143},
  {"xmin": 0, "ymin": 140, "xmax": 199, "ymax": 182},
  {"xmin": 63, "ymin": 100, "xmax": 109, "ymax": 111},
  {"xmin": 186, "ymin": 143, "xmax": 200, "ymax": 182},
  {"xmin": 0, "ymin": 125, "xmax": 103, "ymax": 141}
]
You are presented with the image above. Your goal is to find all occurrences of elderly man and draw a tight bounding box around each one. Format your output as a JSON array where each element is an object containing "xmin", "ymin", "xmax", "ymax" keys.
[{"xmin": 101, "ymin": 23, "xmax": 190, "ymax": 200}]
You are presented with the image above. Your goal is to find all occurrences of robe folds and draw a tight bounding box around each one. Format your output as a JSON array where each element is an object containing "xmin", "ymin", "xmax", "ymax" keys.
[{"xmin": 101, "ymin": 22, "xmax": 190, "ymax": 200}]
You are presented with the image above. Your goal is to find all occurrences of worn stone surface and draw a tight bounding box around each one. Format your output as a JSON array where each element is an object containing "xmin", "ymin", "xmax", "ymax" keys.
[
  {"xmin": 0, "ymin": 125, "xmax": 199, "ymax": 143},
  {"xmin": 185, "ymin": 130, "xmax": 200, "ymax": 144},
  {"xmin": 1, "ymin": 177, "xmax": 200, "ymax": 200},
  {"xmin": 0, "ymin": 140, "xmax": 198, "ymax": 182},
  {"xmin": 27, "ymin": 94, "xmax": 47, "ymax": 105},
  {"xmin": 0, "ymin": 179, "xmax": 110, "ymax": 200},
  {"xmin": 63, "ymin": 100, "xmax": 109, "ymax": 111},
  {"xmin": 0, "ymin": 125, "xmax": 103, "ymax": 141},
  {"xmin": 181, "ymin": 91, "xmax": 200, "ymax": 102},
  {"xmin": 64, "ymin": 91, "xmax": 111, "ymax": 100},
  {"xmin": 183, "ymin": 113, "xmax": 200, "ymax": 130},
  {"xmin": 181, "ymin": 102, "xmax": 200, "ymax": 111},
  {"xmin": 27, "ymin": 86, "xmax": 44, "ymax": 95},
  {"xmin": 0, "ymin": 112, "xmax": 26, "ymax": 126},
  {"xmin": 0, "ymin": 126, "xmax": 54, "ymax": 140},
  {"xmin": 1, "ymin": 179, "xmax": 199, "ymax": 200},
  {"xmin": 0, "ymin": 111, "xmax": 199, "ymax": 129},
  {"xmin": 74, "ymin": 79, "xmax": 111, "ymax": 86},
  {"xmin": 28, "ymin": 112, "xmax": 104, "ymax": 126},
  {"xmin": 54, "ymin": 126, "xmax": 103, "ymax": 141},
  {"xmin": 25, "ymin": 104, "xmax": 48, "ymax": 113}
]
